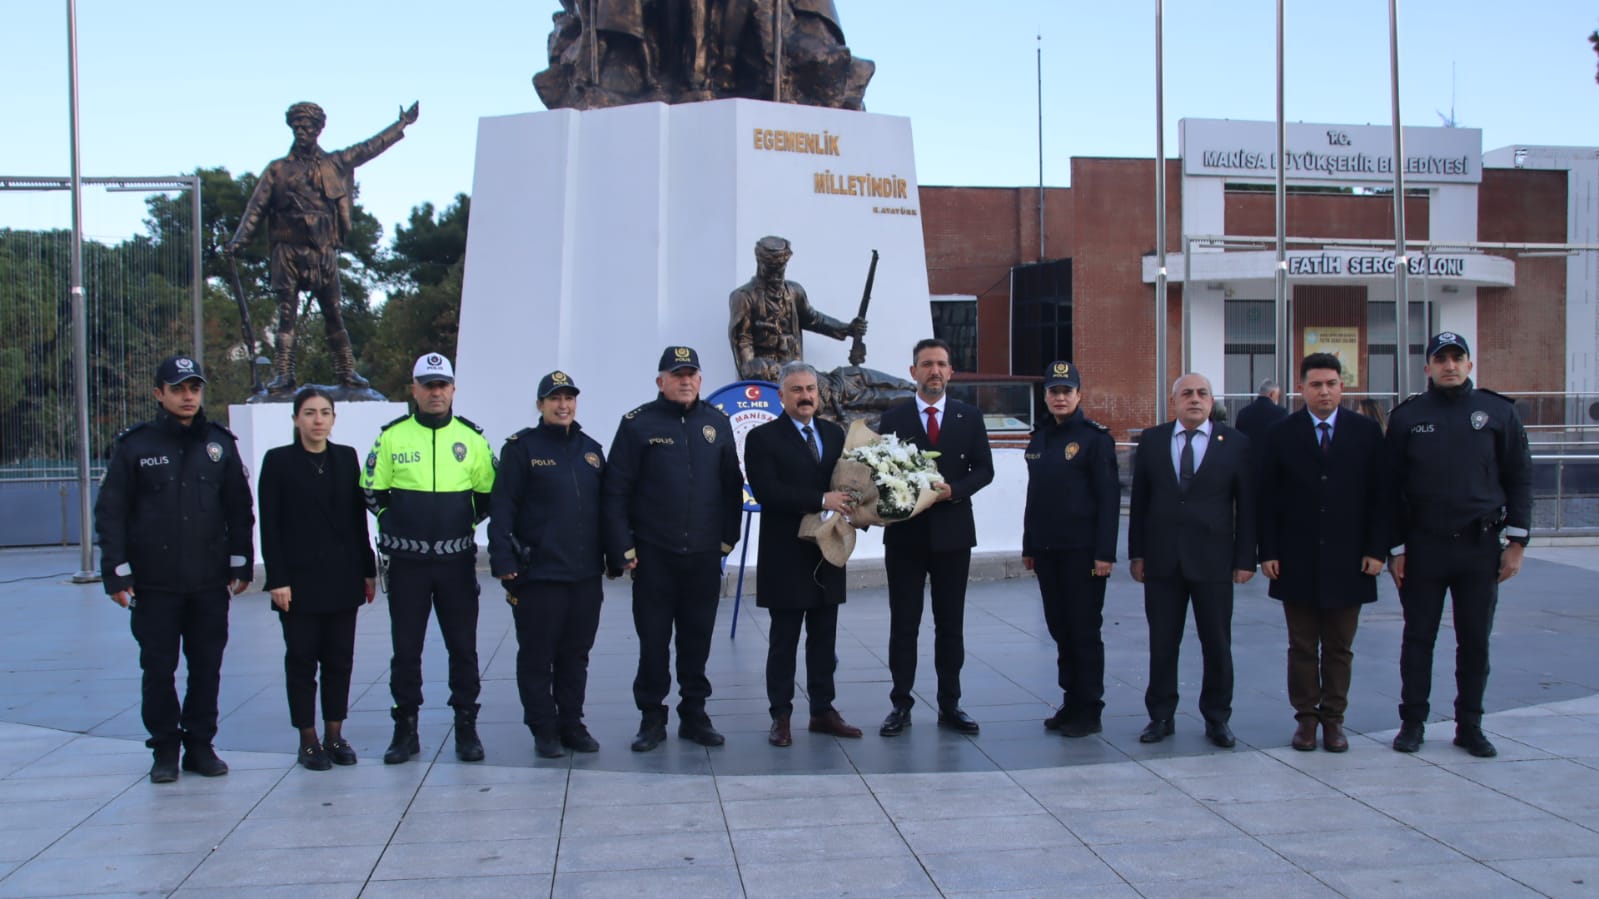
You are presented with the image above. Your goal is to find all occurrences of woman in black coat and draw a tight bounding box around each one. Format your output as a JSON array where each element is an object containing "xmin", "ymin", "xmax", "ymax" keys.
[{"xmin": 258, "ymin": 387, "xmax": 376, "ymax": 770}]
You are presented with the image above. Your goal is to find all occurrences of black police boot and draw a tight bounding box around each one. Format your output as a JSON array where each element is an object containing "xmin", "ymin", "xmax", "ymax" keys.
[
  {"xmin": 678, "ymin": 711, "xmax": 726, "ymax": 747},
  {"xmin": 149, "ymin": 743, "xmax": 180, "ymax": 784},
  {"xmin": 1392, "ymin": 720, "xmax": 1425, "ymax": 753},
  {"xmin": 532, "ymin": 727, "xmax": 566, "ymax": 759},
  {"xmin": 1454, "ymin": 726, "xmax": 1498, "ymax": 758},
  {"xmin": 1059, "ymin": 716, "xmax": 1104, "ymax": 739},
  {"xmin": 561, "ymin": 724, "xmax": 601, "ymax": 754},
  {"xmin": 630, "ymin": 706, "xmax": 669, "ymax": 753},
  {"xmin": 383, "ymin": 708, "xmax": 420, "ymax": 765},
  {"xmin": 180, "ymin": 741, "xmax": 229, "ymax": 777},
  {"xmin": 454, "ymin": 704, "xmax": 485, "ymax": 762}
]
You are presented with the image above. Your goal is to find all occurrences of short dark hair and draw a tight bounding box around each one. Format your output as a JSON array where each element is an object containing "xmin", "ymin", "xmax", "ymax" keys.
[
  {"xmin": 912, "ymin": 338, "xmax": 951, "ymax": 363},
  {"xmin": 1300, "ymin": 353, "xmax": 1343, "ymax": 380}
]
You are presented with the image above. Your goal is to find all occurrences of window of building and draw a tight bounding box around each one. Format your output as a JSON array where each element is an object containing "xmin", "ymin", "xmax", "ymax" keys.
[
  {"xmin": 930, "ymin": 295, "xmax": 978, "ymax": 372},
  {"xmin": 1010, "ymin": 259, "xmax": 1073, "ymax": 376},
  {"xmin": 1224, "ymin": 298, "xmax": 1277, "ymax": 415},
  {"xmin": 1367, "ymin": 301, "xmax": 1431, "ymax": 401}
]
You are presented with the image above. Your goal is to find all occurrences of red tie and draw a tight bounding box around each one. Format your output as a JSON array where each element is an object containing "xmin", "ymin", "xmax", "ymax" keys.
[{"xmin": 924, "ymin": 406, "xmax": 940, "ymax": 446}]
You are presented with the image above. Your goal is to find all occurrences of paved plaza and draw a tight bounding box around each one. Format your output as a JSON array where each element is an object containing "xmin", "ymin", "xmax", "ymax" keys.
[{"xmin": 0, "ymin": 539, "xmax": 1596, "ymax": 897}]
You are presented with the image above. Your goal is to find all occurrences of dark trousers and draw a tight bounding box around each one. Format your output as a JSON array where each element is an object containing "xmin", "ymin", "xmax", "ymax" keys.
[
  {"xmin": 1398, "ymin": 532, "xmax": 1501, "ymax": 727},
  {"xmin": 129, "ymin": 587, "xmax": 230, "ymax": 749},
  {"xmin": 631, "ymin": 543, "xmax": 722, "ymax": 717},
  {"xmin": 885, "ymin": 544, "xmax": 971, "ymax": 710},
  {"xmin": 766, "ymin": 604, "xmax": 839, "ymax": 719},
  {"xmin": 387, "ymin": 556, "xmax": 481, "ymax": 713},
  {"xmin": 1034, "ymin": 549, "xmax": 1107, "ymax": 721},
  {"xmin": 279, "ymin": 607, "xmax": 359, "ymax": 729},
  {"xmin": 1143, "ymin": 577, "xmax": 1234, "ymax": 725},
  {"xmin": 510, "ymin": 577, "xmax": 603, "ymax": 736},
  {"xmin": 1282, "ymin": 602, "xmax": 1361, "ymax": 724}
]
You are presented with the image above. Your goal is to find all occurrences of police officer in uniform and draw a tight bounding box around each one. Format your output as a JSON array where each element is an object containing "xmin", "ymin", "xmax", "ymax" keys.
[
  {"xmin": 363, "ymin": 353, "xmax": 496, "ymax": 764},
  {"xmin": 488, "ymin": 371, "xmax": 614, "ymax": 759},
  {"xmin": 1387, "ymin": 332, "xmax": 1531, "ymax": 758},
  {"xmin": 602, "ymin": 346, "xmax": 744, "ymax": 752},
  {"xmin": 95, "ymin": 355, "xmax": 254, "ymax": 783},
  {"xmin": 1022, "ymin": 361, "xmax": 1119, "ymax": 738}
]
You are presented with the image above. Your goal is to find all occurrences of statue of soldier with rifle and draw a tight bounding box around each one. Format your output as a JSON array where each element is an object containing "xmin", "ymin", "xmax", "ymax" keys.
[{"xmin": 226, "ymin": 101, "xmax": 419, "ymax": 399}]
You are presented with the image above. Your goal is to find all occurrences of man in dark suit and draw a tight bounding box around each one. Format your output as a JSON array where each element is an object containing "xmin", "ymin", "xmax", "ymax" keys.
[
  {"xmin": 1258, "ymin": 353, "xmax": 1387, "ymax": 752},
  {"xmin": 1129, "ymin": 372, "xmax": 1256, "ymax": 748},
  {"xmin": 1234, "ymin": 379, "xmax": 1288, "ymax": 443},
  {"xmin": 877, "ymin": 338, "xmax": 995, "ymax": 737},
  {"xmin": 744, "ymin": 361, "xmax": 864, "ymax": 747}
]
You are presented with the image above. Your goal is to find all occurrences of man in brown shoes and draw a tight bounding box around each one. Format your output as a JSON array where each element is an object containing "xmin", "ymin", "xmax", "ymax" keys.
[
  {"xmin": 744, "ymin": 362, "xmax": 864, "ymax": 747},
  {"xmin": 1257, "ymin": 354, "xmax": 1388, "ymax": 752}
]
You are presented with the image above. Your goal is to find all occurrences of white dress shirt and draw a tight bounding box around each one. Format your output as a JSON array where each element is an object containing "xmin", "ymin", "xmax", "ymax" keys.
[{"xmin": 1170, "ymin": 419, "xmax": 1213, "ymax": 479}]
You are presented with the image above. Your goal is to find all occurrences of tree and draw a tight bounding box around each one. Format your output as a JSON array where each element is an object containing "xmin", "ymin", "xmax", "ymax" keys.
[{"xmin": 363, "ymin": 196, "xmax": 471, "ymax": 396}]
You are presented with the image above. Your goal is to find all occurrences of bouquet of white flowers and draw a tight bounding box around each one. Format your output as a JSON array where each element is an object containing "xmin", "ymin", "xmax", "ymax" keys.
[{"xmin": 799, "ymin": 420, "xmax": 945, "ymax": 566}]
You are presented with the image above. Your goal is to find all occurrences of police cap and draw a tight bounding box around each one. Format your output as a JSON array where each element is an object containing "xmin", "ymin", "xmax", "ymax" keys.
[
  {"xmin": 537, "ymin": 370, "xmax": 580, "ymax": 399},
  {"xmin": 658, "ymin": 346, "xmax": 701, "ymax": 373},
  {"xmin": 1425, "ymin": 331, "xmax": 1470, "ymax": 358},
  {"xmin": 412, "ymin": 353, "xmax": 455, "ymax": 384},
  {"xmin": 156, "ymin": 354, "xmax": 207, "ymax": 386},
  {"xmin": 1042, "ymin": 360, "xmax": 1081, "ymax": 390}
]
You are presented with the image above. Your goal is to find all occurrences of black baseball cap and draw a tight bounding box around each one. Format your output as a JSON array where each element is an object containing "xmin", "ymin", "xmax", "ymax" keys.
[
  {"xmin": 1426, "ymin": 331, "xmax": 1471, "ymax": 358},
  {"xmin": 1042, "ymin": 360, "xmax": 1081, "ymax": 390},
  {"xmin": 537, "ymin": 370, "xmax": 580, "ymax": 399},
  {"xmin": 658, "ymin": 346, "xmax": 701, "ymax": 373},
  {"xmin": 156, "ymin": 354, "xmax": 207, "ymax": 386}
]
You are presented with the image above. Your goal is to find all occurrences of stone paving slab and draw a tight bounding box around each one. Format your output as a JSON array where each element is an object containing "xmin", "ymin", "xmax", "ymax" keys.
[{"xmin": 0, "ymin": 545, "xmax": 1597, "ymax": 895}]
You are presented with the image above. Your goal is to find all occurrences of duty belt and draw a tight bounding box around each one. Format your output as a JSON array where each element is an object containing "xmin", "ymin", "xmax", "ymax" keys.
[
  {"xmin": 1413, "ymin": 516, "xmax": 1504, "ymax": 541},
  {"xmin": 377, "ymin": 533, "xmax": 475, "ymax": 555}
]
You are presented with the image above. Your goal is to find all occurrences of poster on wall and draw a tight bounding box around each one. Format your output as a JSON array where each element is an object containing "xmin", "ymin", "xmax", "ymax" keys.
[{"xmin": 1303, "ymin": 327, "xmax": 1360, "ymax": 387}]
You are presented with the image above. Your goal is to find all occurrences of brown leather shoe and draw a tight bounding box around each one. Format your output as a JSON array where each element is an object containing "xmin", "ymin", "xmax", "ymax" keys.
[
  {"xmin": 1322, "ymin": 720, "xmax": 1349, "ymax": 753},
  {"xmin": 1291, "ymin": 719, "xmax": 1318, "ymax": 751},
  {"xmin": 808, "ymin": 709, "xmax": 864, "ymax": 738},
  {"xmin": 768, "ymin": 716, "xmax": 792, "ymax": 747}
]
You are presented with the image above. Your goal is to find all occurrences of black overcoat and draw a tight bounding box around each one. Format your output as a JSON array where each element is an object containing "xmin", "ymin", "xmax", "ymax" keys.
[
  {"xmin": 258, "ymin": 441, "xmax": 376, "ymax": 614},
  {"xmin": 744, "ymin": 413, "xmax": 846, "ymax": 610}
]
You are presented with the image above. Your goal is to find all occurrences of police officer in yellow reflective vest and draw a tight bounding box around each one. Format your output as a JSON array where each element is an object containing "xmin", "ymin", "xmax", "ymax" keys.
[{"xmin": 363, "ymin": 353, "xmax": 496, "ymax": 763}]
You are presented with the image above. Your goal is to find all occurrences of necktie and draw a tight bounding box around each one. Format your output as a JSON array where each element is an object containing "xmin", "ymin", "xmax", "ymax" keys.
[
  {"xmin": 803, "ymin": 425, "xmax": 821, "ymax": 463},
  {"xmin": 1179, "ymin": 428, "xmax": 1197, "ymax": 491},
  {"xmin": 1318, "ymin": 421, "xmax": 1332, "ymax": 454},
  {"xmin": 924, "ymin": 406, "xmax": 940, "ymax": 446}
]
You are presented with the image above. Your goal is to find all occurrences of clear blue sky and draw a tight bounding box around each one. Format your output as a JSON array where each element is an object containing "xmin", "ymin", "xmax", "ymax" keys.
[{"xmin": 4, "ymin": 1, "xmax": 1594, "ymax": 244}]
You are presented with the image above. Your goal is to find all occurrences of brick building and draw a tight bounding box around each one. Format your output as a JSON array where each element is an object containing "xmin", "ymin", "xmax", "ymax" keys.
[{"xmin": 920, "ymin": 118, "xmax": 1597, "ymax": 439}]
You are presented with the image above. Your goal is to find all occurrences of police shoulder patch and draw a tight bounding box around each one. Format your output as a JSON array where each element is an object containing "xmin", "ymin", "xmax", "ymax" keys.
[
  {"xmin": 113, "ymin": 422, "xmax": 147, "ymax": 442},
  {"xmin": 454, "ymin": 415, "xmax": 485, "ymax": 434},
  {"xmin": 380, "ymin": 414, "xmax": 410, "ymax": 431},
  {"xmin": 1085, "ymin": 418, "xmax": 1110, "ymax": 433},
  {"xmin": 209, "ymin": 422, "xmax": 239, "ymax": 441},
  {"xmin": 623, "ymin": 403, "xmax": 648, "ymax": 420}
]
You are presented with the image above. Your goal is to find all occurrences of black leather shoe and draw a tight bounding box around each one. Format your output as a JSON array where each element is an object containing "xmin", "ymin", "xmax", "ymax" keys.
[
  {"xmin": 937, "ymin": 707, "xmax": 980, "ymax": 735},
  {"xmin": 1392, "ymin": 721, "xmax": 1425, "ymax": 753},
  {"xmin": 181, "ymin": 744, "xmax": 229, "ymax": 777},
  {"xmin": 533, "ymin": 733, "xmax": 566, "ymax": 759},
  {"xmin": 324, "ymin": 738, "xmax": 358, "ymax": 766},
  {"xmin": 1043, "ymin": 707, "xmax": 1070, "ymax": 731},
  {"xmin": 1058, "ymin": 718, "xmax": 1103, "ymax": 738},
  {"xmin": 880, "ymin": 707, "xmax": 912, "ymax": 737},
  {"xmin": 1139, "ymin": 719, "xmax": 1175, "ymax": 743},
  {"xmin": 149, "ymin": 745, "xmax": 180, "ymax": 784},
  {"xmin": 299, "ymin": 743, "xmax": 332, "ymax": 771},
  {"xmin": 560, "ymin": 726, "xmax": 600, "ymax": 754},
  {"xmin": 678, "ymin": 716, "xmax": 725, "ymax": 747},
  {"xmin": 384, "ymin": 711, "xmax": 420, "ymax": 765},
  {"xmin": 631, "ymin": 708, "xmax": 668, "ymax": 752},
  {"xmin": 1453, "ymin": 727, "xmax": 1498, "ymax": 758},
  {"xmin": 1205, "ymin": 722, "xmax": 1237, "ymax": 749}
]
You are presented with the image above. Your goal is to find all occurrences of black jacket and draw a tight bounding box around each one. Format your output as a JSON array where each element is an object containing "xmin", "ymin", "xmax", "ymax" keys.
[
  {"xmin": 743, "ymin": 413, "xmax": 846, "ymax": 610},
  {"xmin": 1385, "ymin": 379, "xmax": 1532, "ymax": 548},
  {"xmin": 258, "ymin": 441, "xmax": 376, "ymax": 614},
  {"xmin": 1128, "ymin": 420, "xmax": 1257, "ymax": 581},
  {"xmin": 94, "ymin": 408, "xmax": 254, "ymax": 594},
  {"xmin": 876, "ymin": 397, "xmax": 994, "ymax": 552},
  {"xmin": 488, "ymin": 420, "xmax": 609, "ymax": 585},
  {"xmin": 1234, "ymin": 395, "xmax": 1289, "ymax": 444},
  {"xmin": 1257, "ymin": 410, "xmax": 1387, "ymax": 607},
  {"xmin": 1022, "ymin": 409, "xmax": 1119, "ymax": 561},
  {"xmin": 601, "ymin": 395, "xmax": 744, "ymax": 559}
]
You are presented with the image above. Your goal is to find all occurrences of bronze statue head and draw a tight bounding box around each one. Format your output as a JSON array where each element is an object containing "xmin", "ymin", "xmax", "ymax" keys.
[
  {"xmin": 285, "ymin": 102, "xmax": 326, "ymax": 152},
  {"xmin": 755, "ymin": 235, "xmax": 792, "ymax": 281}
]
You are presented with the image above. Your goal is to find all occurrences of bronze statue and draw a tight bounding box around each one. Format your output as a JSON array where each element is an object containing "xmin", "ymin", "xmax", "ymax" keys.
[
  {"xmin": 226, "ymin": 101, "xmax": 419, "ymax": 399},
  {"xmin": 727, "ymin": 235, "xmax": 914, "ymax": 424},
  {"xmin": 535, "ymin": 0, "xmax": 873, "ymax": 110}
]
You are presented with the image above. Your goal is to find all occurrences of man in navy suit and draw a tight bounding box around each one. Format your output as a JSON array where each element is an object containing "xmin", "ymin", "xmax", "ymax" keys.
[
  {"xmin": 1129, "ymin": 373, "xmax": 1256, "ymax": 748},
  {"xmin": 877, "ymin": 338, "xmax": 995, "ymax": 737},
  {"xmin": 743, "ymin": 361, "xmax": 864, "ymax": 747},
  {"xmin": 1234, "ymin": 379, "xmax": 1288, "ymax": 443},
  {"xmin": 1258, "ymin": 353, "xmax": 1387, "ymax": 752}
]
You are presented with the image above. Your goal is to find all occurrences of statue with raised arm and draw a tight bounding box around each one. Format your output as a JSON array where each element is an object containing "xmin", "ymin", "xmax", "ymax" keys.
[
  {"xmin": 727, "ymin": 235, "xmax": 914, "ymax": 424},
  {"xmin": 226, "ymin": 101, "xmax": 419, "ymax": 398}
]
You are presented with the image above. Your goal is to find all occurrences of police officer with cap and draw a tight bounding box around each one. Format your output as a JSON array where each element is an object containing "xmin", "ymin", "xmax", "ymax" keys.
[
  {"xmin": 1386, "ymin": 331, "xmax": 1531, "ymax": 758},
  {"xmin": 602, "ymin": 346, "xmax": 744, "ymax": 752},
  {"xmin": 95, "ymin": 354, "xmax": 254, "ymax": 783},
  {"xmin": 488, "ymin": 370, "xmax": 616, "ymax": 759},
  {"xmin": 1022, "ymin": 361, "xmax": 1119, "ymax": 738},
  {"xmin": 363, "ymin": 353, "xmax": 496, "ymax": 764}
]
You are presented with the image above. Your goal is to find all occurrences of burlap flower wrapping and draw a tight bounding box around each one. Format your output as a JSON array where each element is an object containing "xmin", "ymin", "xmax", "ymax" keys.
[{"xmin": 798, "ymin": 420, "xmax": 942, "ymax": 567}]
